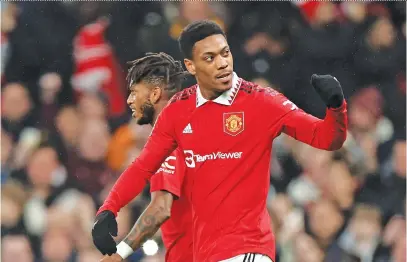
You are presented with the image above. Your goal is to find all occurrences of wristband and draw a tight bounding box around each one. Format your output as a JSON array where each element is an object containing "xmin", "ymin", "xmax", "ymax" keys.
[{"xmin": 116, "ymin": 242, "xmax": 133, "ymax": 259}]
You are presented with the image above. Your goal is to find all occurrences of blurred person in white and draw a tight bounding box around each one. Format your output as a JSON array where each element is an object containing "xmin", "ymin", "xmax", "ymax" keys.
[
  {"xmin": 268, "ymin": 194, "xmax": 304, "ymax": 245},
  {"xmin": 46, "ymin": 188, "xmax": 98, "ymax": 252},
  {"xmin": 286, "ymin": 143, "xmax": 332, "ymax": 207},
  {"xmin": 37, "ymin": 179, "xmax": 100, "ymax": 261},
  {"xmin": 72, "ymin": 118, "xmax": 115, "ymax": 197},
  {"xmin": 23, "ymin": 146, "xmax": 69, "ymax": 238},
  {"xmin": 1, "ymin": 83, "xmax": 42, "ymax": 174},
  {"xmin": 1, "ymin": 82, "xmax": 37, "ymax": 141},
  {"xmin": 338, "ymin": 204, "xmax": 382, "ymax": 262},
  {"xmin": 2, "ymin": 234, "xmax": 34, "ymax": 262}
]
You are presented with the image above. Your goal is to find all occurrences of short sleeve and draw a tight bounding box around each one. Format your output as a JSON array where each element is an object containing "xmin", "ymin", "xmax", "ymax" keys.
[{"xmin": 150, "ymin": 148, "xmax": 186, "ymax": 199}]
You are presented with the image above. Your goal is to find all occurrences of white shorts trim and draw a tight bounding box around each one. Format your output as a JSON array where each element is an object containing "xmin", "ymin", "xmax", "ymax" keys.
[{"xmin": 219, "ymin": 253, "xmax": 273, "ymax": 262}]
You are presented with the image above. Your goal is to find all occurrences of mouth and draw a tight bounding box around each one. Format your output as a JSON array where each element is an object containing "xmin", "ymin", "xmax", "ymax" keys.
[
  {"xmin": 130, "ymin": 108, "xmax": 137, "ymax": 117},
  {"xmin": 215, "ymin": 72, "xmax": 232, "ymax": 82}
]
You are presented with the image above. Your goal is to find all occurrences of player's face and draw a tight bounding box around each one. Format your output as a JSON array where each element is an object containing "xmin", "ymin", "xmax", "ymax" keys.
[
  {"xmin": 127, "ymin": 82, "xmax": 155, "ymax": 125},
  {"xmin": 185, "ymin": 34, "xmax": 233, "ymax": 93}
]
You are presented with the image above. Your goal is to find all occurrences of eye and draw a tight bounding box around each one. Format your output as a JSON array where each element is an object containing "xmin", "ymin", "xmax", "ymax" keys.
[
  {"xmin": 204, "ymin": 56, "xmax": 213, "ymax": 62},
  {"xmin": 222, "ymin": 50, "xmax": 230, "ymax": 57}
]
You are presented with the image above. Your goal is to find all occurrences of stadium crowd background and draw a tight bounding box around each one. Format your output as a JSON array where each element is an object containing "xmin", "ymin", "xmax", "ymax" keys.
[{"xmin": 1, "ymin": 1, "xmax": 406, "ymax": 262}]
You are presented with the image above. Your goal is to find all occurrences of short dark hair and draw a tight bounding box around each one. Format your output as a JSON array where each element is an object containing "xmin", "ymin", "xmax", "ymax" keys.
[
  {"xmin": 126, "ymin": 52, "xmax": 189, "ymax": 97},
  {"xmin": 178, "ymin": 20, "xmax": 226, "ymax": 59}
]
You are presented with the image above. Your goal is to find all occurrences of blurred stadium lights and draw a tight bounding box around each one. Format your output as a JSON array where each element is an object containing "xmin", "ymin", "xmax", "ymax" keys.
[{"xmin": 142, "ymin": 239, "xmax": 159, "ymax": 256}]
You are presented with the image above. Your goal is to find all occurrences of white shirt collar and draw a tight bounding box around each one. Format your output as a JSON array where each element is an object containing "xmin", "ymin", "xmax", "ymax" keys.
[{"xmin": 196, "ymin": 72, "xmax": 242, "ymax": 107}]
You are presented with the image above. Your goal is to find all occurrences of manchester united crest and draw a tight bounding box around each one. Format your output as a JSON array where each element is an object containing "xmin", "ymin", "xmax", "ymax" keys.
[{"xmin": 224, "ymin": 112, "xmax": 244, "ymax": 136}]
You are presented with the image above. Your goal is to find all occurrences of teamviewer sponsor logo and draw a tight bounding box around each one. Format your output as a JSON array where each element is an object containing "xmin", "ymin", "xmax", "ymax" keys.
[{"xmin": 184, "ymin": 150, "xmax": 243, "ymax": 168}]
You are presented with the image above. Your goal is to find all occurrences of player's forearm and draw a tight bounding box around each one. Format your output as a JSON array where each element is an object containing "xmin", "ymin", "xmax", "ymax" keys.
[
  {"xmin": 313, "ymin": 101, "xmax": 348, "ymax": 150},
  {"xmin": 283, "ymin": 101, "xmax": 348, "ymax": 151},
  {"xmin": 123, "ymin": 192, "xmax": 172, "ymax": 250},
  {"xmin": 98, "ymin": 160, "xmax": 152, "ymax": 216}
]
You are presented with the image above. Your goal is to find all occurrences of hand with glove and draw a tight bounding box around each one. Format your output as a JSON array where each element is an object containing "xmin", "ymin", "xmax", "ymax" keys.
[
  {"xmin": 310, "ymin": 74, "xmax": 344, "ymax": 108},
  {"xmin": 92, "ymin": 210, "xmax": 118, "ymax": 255}
]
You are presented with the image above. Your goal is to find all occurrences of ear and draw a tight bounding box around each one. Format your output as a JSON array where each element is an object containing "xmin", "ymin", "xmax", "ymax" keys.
[
  {"xmin": 149, "ymin": 86, "xmax": 163, "ymax": 104},
  {"xmin": 184, "ymin": 59, "xmax": 196, "ymax": 75}
]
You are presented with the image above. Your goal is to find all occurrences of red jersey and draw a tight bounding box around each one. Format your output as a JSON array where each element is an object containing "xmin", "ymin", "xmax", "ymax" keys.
[
  {"xmin": 99, "ymin": 72, "xmax": 347, "ymax": 262},
  {"xmin": 149, "ymin": 149, "xmax": 193, "ymax": 262}
]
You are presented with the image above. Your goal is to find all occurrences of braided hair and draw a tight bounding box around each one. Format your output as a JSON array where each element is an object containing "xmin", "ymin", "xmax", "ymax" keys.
[{"xmin": 126, "ymin": 52, "xmax": 189, "ymax": 98}]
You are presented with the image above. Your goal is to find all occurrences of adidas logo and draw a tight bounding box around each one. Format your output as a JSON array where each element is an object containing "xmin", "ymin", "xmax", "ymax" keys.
[{"xmin": 183, "ymin": 123, "xmax": 193, "ymax": 134}]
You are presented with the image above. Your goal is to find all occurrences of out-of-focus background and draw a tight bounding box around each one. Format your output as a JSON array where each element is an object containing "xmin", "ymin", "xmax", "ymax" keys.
[{"xmin": 1, "ymin": 1, "xmax": 406, "ymax": 262}]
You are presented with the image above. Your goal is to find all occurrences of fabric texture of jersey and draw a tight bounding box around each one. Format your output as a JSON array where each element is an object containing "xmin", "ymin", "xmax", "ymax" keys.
[{"xmin": 149, "ymin": 149, "xmax": 193, "ymax": 262}]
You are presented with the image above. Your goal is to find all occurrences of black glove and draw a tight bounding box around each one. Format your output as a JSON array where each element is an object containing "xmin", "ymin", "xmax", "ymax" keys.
[
  {"xmin": 92, "ymin": 210, "xmax": 118, "ymax": 255},
  {"xmin": 311, "ymin": 74, "xmax": 344, "ymax": 108}
]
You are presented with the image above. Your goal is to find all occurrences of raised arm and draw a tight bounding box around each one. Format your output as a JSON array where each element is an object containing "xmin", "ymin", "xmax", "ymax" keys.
[{"xmin": 269, "ymin": 74, "xmax": 348, "ymax": 151}]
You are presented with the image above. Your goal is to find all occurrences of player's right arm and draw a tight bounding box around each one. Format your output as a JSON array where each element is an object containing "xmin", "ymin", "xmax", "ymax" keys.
[{"xmin": 92, "ymin": 106, "xmax": 178, "ymax": 256}]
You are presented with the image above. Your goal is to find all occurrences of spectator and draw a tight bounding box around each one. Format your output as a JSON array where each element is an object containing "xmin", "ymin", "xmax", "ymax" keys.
[
  {"xmin": 72, "ymin": 118, "xmax": 115, "ymax": 198},
  {"xmin": 1, "ymin": 83, "xmax": 37, "ymax": 141},
  {"xmin": 1, "ymin": 234, "xmax": 34, "ymax": 262}
]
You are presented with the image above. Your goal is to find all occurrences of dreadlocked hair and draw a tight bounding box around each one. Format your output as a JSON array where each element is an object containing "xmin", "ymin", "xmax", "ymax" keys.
[{"xmin": 126, "ymin": 52, "xmax": 189, "ymax": 98}]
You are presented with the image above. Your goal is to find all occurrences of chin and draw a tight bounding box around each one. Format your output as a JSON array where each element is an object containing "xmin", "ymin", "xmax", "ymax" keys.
[
  {"xmin": 215, "ymin": 81, "xmax": 233, "ymax": 92},
  {"xmin": 136, "ymin": 117, "xmax": 152, "ymax": 125}
]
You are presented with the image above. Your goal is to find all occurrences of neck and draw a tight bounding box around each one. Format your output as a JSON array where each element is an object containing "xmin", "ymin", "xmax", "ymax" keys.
[
  {"xmin": 152, "ymin": 99, "xmax": 168, "ymax": 126},
  {"xmin": 198, "ymin": 81, "xmax": 223, "ymax": 100}
]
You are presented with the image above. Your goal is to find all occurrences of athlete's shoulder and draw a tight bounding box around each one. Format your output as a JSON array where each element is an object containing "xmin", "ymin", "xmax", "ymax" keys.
[
  {"xmin": 239, "ymin": 79, "xmax": 281, "ymax": 98},
  {"xmin": 169, "ymin": 85, "xmax": 198, "ymax": 105}
]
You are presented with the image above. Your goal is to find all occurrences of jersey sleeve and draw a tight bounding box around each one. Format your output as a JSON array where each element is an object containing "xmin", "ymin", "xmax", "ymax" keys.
[
  {"xmin": 150, "ymin": 148, "xmax": 186, "ymax": 199},
  {"xmin": 262, "ymin": 89, "xmax": 348, "ymax": 151},
  {"xmin": 97, "ymin": 105, "xmax": 178, "ymax": 216}
]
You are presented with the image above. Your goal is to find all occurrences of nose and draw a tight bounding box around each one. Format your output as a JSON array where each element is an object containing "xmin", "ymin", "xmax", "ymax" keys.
[
  {"xmin": 127, "ymin": 94, "xmax": 133, "ymax": 106},
  {"xmin": 215, "ymin": 56, "xmax": 228, "ymax": 70}
]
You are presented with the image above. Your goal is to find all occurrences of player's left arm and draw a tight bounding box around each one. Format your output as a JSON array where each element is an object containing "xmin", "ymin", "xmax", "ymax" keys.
[
  {"xmin": 122, "ymin": 190, "xmax": 173, "ymax": 250},
  {"xmin": 114, "ymin": 149, "xmax": 185, "ymax": 260},
  {"xmin": 98, "ymin": 191, "xmax": 173, "ymax": 262},
  {"xmin": 271, "ymin": 74, "xmax": 348, "ymax": 151}
]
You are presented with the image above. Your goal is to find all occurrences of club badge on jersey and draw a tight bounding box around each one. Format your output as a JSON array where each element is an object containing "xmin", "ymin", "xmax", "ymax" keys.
[{"xmin": 224, "ymin": 112, "xmax": 244, "ymax": 136}]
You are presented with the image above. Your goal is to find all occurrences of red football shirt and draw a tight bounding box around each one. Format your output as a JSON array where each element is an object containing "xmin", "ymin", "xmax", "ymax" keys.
[
  {"xmin": 149, "ymin": 149, "xmax": 193, "ymax": 262},
  {"xmin": 99, "ymin": 72, "xmax": 347, "ymax": 262}
]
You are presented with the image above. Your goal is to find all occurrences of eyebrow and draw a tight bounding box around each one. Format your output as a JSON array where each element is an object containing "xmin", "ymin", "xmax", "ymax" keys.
[{"xmin": 202, "ymin": 46, "xmax": 229, "ymax": 56}]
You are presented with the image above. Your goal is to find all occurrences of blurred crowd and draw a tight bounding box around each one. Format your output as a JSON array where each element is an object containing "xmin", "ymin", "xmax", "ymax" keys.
[{"xmin": 1, "ymin": 1, "xmax": 406, "ymax": 262}]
